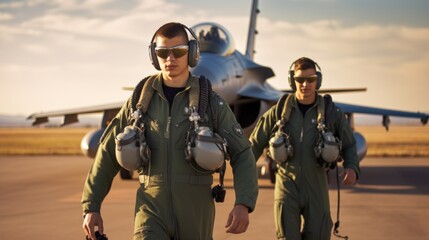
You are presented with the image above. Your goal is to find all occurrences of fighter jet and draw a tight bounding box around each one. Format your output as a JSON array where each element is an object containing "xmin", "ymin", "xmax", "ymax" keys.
[{"xmin": 28, "ymin": 0, "xmax": 428, "ymax": 181}]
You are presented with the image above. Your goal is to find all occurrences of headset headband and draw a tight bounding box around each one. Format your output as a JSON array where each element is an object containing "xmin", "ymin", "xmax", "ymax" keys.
[
  {"xmin": 288, "ymin": 59, "xmax": 322, "ymax": 72},
  {"xmin": 150, "ymin": 23, "xmax": 198, "ymax": 45}
]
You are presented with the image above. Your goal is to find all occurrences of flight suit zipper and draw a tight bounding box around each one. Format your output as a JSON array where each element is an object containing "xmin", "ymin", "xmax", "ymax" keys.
[
  {"xmin": 165, "ymin": 116, "xmax": 176, "ymax": 238},
  {"xmin": 165, "ymin": 117, "xmax": 171, "ymax": 139},
  {"xmin": 161, "ymin": 88, "xmax": 175, "ymax": 237}
]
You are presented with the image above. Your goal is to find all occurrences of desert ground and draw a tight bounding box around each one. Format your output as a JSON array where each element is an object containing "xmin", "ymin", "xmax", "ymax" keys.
[{"xmin": 0, "ymin": 126, "xmax": 428, "ymax": 239}]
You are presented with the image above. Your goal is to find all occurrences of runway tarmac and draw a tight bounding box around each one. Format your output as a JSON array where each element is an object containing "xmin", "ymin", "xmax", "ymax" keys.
[{"xmin": 1, "ymin": 155, "xmax": 428, "ymax": 239}]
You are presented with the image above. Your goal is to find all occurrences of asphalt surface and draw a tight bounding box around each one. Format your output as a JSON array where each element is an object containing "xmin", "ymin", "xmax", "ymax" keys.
[{"xmin": 0, "ymin": 156, "xmax": 428, "ymax": 240}]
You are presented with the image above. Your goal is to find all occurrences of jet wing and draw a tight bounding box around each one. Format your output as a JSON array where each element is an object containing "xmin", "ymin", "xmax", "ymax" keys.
[
  {"xmin": 237, "ymin": 83, "xmax": 427, "ymax": 129},
  {"xmin": 27, "ymin": 102, "xmax": 124, "ymax": 127},
  {"xmin": 336, "ymin": 102, "xmax": 428, "ymax": 129},
  {"xmin": 318, "ymin": 88, "xmax": 367, "ymax": 94},
  {"xmin": 278, "ymin": 88, "xmax": 368, "ymax": 94}
]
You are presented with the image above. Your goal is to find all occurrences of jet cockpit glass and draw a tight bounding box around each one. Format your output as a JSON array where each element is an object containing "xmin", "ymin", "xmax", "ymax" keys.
[{"xmin": 191, "ymin": 23, "xmax": 235, "ymax": 56}]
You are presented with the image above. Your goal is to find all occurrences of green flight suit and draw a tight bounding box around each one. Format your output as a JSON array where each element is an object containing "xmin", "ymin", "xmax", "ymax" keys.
[
  {"xmin": 250, "ymin": 93, "xmax": 360, "ymax": 240},
  {"xmin": 82, "ymin": 73, "xmax": 259, "ymax": 240}
]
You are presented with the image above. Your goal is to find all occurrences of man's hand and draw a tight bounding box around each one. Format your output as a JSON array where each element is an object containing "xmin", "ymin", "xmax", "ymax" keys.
[
  {"xmin": 225, "ymin": 204, "xmax": 249, "ymax": 234},
  {"xmin": 341, "ymin": 168, "xmax": 357, "ymax": 185},
  {"xmin": 82, "ymin": 212, "xmax": 104, "ymax": 240}
]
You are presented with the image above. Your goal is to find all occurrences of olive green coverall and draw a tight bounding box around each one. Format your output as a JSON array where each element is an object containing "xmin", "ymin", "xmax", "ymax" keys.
[
  {"xmin": 82, "ymin": 74, "xmax": 259, "ymax": 239},
  {"xmin": 250, "ymin": 94, "xmax": 360, "ymax": 240}
]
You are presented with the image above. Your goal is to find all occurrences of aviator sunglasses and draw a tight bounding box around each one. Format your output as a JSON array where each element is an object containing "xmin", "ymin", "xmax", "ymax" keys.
[
  {"xmin": 294, "ymin": 75, "xmax": 318, "ymax": 84},
  {"xmin": 155, "ymin": 45, "xmax": 189, "ymax": 59}
]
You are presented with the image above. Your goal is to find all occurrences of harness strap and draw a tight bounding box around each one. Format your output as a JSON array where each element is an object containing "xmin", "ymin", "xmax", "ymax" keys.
[
  {"xmin": 131, "ymin": 76, "xmax": 151, "ymax": 113},
  {"xmin": 280, "ymin": 94, "xmax": 294, "ymax": 123},
  {"xmin": 323, "ymin": 94, "xmax": 334, "ymax": 129},
  {"xmin": 198, "ymin": 76, "xmax": 210, "ymax": 121},
  {"xmin": 189, "ymin": 75, "xmax": 200, "ymax": 112},
  {"xmin": 136, "ymin": 76, "xmax": 156, "ymax": 114},
  {"xmin": 317, "ymin": 95, "xmax": 325, "ymax": 126}
]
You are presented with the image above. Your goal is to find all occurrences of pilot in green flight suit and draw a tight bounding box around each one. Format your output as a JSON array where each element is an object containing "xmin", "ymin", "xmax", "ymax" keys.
[
  {"xmin": 81, "ymin": 22, "xmax": 258, "ymax": 240},
  {"xmin": 250, "ymin": 57, "xmax": 360, "ymax": 240}
]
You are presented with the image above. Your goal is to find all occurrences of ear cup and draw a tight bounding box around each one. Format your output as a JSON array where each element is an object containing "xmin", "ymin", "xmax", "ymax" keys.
[
  {"xmin": 149, "ymin": 42, "xmax": 161, "ymax": 70},
  {"xmin": 188, "ymin": 39, "xmax": 199, "ymax": 67},
  {"xmin": 288, "ymin": 60, "xmax": 296, "ymax": 91},
  {"xmin": 288, "ymin": 70, "xmax": 296, "ymax": 91},
  {"xmin": 314, "ymin": 61, "xmax": 322, "ymax": 89},
  {"xmin": 316, "ymin": 71, "xmax": 322, "ymax": 90}
]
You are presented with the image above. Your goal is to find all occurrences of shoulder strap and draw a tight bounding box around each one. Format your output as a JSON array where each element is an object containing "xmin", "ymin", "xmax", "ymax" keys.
[
  {"xmin": 189, "ymin": 75, "xmax": 200, "ymax": 112},
  {"xmin": 198, "ymin": 75, "xmax": 212, "ymax": 121},
  {"xmin": 323, "ymin": 94, "xmax": 334, "ymax": 129},
  {"xmin": 275, "ymin": 94, "xmax": 294, "ymax": 124},
  {"xmin": 189, "ymin": 75, "xmax": 212, "ymax": 120},
  {"xmin": 317, "ymin": 95, "xmax": 325, "ymax": 125},
  {"xmin": 131, "ymin": 75, "xmax": 157, "ymax": 114},
  {"xmin": 275, "ymin": 94, "xmax": 288, "ymax": 121},
  {"xmin": 136, "ymin": 76, "xmax": 157, "ymax": 114},
  {"xmin": 131, "ymin": 77, "xmax": 149, "ymax": 113}
]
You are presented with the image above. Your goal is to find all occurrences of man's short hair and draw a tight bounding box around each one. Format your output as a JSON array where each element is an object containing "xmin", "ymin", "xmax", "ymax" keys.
[
  {"xmin": 293, "ymin": 57, "xmax": 317, "ymax": 72},
  {"xmin": 155, "ymin": 22, "xmax": 189, "ymax": 42}
]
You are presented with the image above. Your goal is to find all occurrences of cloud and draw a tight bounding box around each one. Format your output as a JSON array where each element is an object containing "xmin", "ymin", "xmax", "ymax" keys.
[
  {"xmin": 0, "ymin": 13, "xmax": 13, "ymax": 21},
  {"xmin": 0, "ymin": 2, "xmax": 24, "ymax": 9}
]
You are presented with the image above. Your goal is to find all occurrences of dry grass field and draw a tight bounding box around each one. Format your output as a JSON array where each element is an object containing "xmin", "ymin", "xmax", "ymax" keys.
[
  {"xmin": 0, "ymin": 127, "xmax": 93, "ymax": 155},
  {"xmin": 0, "ymin": 126, "xmax": 428, "ymax": 157},
  {"xmin": 355, "ymin": 125, "xmax": 429, "ymax": 157}
]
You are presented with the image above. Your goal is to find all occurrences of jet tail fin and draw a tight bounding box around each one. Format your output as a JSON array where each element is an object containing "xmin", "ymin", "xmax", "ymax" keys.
[{"xmin": 245, "ymin": 0, "xmax": 259, "ymax": 60}]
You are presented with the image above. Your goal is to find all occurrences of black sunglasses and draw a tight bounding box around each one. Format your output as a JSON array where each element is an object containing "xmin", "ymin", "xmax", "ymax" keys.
[
  {"xmin": 294, "ymin": 76, "xmax": 318, "ymax": 84},
  {"xmin": 155, "ymin": 45, "xmax": 189, "ymax": 59}
]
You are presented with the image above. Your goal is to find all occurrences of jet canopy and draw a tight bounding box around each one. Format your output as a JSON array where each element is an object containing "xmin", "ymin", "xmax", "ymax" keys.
[{"xmin": 191, "ymin": 22, "xmax": 235, "ymax": 56}]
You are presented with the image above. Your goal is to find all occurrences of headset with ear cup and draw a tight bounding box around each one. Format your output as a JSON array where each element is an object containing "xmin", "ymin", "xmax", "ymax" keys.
[
  {"xmin": 288, "ymin": 58, "xmax": 323, "ymax": 91},
  {"xmin": 148, "ymin": 23, "xmax": 200, "ymax": 70}
]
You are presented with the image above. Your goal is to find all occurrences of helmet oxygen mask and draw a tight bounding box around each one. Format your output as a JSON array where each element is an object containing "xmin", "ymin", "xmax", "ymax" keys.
[
  {"xmin": 314, "ymin": 123, "xmax": 341, "ymax": 165},
  {"xmin": 268, "ymin": 121, "xmax": 293, "ymax": 163},
  {"xmin": 185, "ymin": 107, "xmax": 227, "ymax": 173},
  {"xmin": 115, "ymin": 110, "xmax": 151, "ymax": 171}
]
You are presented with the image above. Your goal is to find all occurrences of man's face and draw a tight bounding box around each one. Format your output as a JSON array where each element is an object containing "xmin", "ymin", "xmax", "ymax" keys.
[
  {"xmin": 155, "ymin": 35, "xmax": 189, "ymax": 81},
  {"xmin": 294, "ymin": 68, "xmax": 318, "ymax": 99}
]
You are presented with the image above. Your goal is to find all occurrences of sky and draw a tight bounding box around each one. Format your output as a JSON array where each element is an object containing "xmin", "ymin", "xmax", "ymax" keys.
[{"xmin": 1, "ymin": 0, "xmax": 429, "ymax": 121}]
